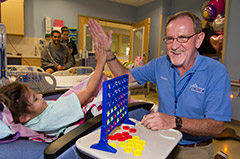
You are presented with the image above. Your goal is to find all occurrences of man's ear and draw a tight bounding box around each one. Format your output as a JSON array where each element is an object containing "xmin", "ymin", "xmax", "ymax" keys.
[
  {"xmin": 19, "ymin": 114, "xmax": 31, "ymax": 124},
  {"xmin": 195, "ymin": 32, "xmax": 205, "ymax": 49}
]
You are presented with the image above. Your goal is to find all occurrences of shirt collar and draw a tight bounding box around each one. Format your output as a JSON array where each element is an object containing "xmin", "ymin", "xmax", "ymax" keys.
[{"xmin": 190, "ymin": 52, "xmax": 206, "ymax": 73}]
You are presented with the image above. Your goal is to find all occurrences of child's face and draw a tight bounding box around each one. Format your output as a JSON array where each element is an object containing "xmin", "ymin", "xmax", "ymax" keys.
[
  {"xmin": 27, "ymin": 88, "xmax": 48, "ymax": 120},
  {"xmin": 62, "ymin": 31, "xmax": 69, "ymax": 41}
]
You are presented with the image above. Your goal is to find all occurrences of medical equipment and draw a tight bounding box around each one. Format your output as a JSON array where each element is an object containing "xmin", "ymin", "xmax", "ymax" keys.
[
  {"xmin": 7, "ymin": 65, "xmax": 95, "ymax": 92},
  {"xmin": 7, "ymin": 65, "xmax": 56, "ymax": 93},
  {"xmin": 0, "ymin": 23, "xmax": 9, "ymax": 87},
  {"xmin": 7, "ymin": 65, "xmax": 45, "ymax": 72}
]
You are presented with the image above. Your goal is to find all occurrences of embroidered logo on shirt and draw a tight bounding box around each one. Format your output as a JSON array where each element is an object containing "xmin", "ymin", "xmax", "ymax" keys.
[
  {"xmin": 189, "ymin": 83, "xmax": 204, "ymax": 94},
  {"xmin": 160, "ymin": 76, "xmax": 168, "ymax": 81}
]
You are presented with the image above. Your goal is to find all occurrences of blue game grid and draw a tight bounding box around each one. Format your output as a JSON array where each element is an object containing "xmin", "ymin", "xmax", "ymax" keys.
[{"xmin": 90, "ymin": 74, "xmax": 135, "ymax": 153}]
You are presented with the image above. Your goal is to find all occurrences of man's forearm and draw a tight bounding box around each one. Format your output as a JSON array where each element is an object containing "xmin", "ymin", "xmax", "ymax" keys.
[
  {"xmin": 181, "ymin": 118, "xmax": 224, "ymax": 136},
  {"xmin": 105, "ymin": 50, "xmax": 135, "ymax": 82}
]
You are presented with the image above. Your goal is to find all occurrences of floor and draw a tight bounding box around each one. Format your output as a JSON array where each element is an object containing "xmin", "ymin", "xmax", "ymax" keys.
[{"xmin": 131, "ymin": 91, "xmax": 240, "ymax": 159}]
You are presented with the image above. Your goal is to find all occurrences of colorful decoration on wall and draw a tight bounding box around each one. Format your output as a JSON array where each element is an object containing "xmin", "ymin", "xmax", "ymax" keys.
[
  {"xmin": 201, "ymin": 0, "xmax": 225, "ymax": 22},
  {"xmin": 213, "ymin": 14, "xmax": 225, "ymax": 35}
]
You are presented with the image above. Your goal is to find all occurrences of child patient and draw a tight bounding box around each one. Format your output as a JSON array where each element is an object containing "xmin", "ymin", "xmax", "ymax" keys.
[{"xmin": 0, "ymin": 42, "xmax": 106, "ymax": 137}]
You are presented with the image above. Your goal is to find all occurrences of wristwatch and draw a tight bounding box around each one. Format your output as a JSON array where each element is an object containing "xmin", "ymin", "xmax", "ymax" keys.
[{"xmin": 175, "ymin": 116, "xmax": 182, "ymax": 130}]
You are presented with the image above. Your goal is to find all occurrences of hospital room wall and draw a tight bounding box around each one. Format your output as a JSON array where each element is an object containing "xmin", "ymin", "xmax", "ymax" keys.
[
  {"xmin": 24, "ymin": 0, "xmax": 138, "ymax": 38},
  {"xmin": 224, "ymin": 0, "xmax": 240, "ymax": 81},
  {"xmin": 7, "ymin": 0, "xmax": 138, "ymax": 57},
  {"xmin": 224, "ymin": 0, "xmax": 240, "ymax": 121}
]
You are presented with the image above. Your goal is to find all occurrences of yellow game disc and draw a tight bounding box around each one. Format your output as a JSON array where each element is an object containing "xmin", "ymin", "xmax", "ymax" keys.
[
  {"xmin": 132, "ymin": 136, "xmax": 140, "ymax": 140},
  {"xmin": 127, "ymin": 138, "xmax": 133, "ymax": 143},
  {"xmin": 133, "ymin": 149, "xmax": 142, "ymax": 157},
  {"xmin": 135, "ymin": 143, "xmax": 144, "ymax": 151},
  {"xmin": 124, "ymin": 146, "xmax": 133, "ymax": 153},
  {"xmin": 127, "ymin": 142, "xmax": 134, "ymax": 148},
  {"xmin": 139, "ymin": 140, "xmax": 146, "ymax": 146},
  {"xmin": 119, "ymin": 141, "xmax": 127, "ymax": 148}
]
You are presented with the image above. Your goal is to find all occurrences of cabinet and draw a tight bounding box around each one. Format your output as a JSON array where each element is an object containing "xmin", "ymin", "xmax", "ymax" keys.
[
  {"xmin": 1, "ymin": 0, "xmax": 24, "ymax": 35},
  {"xmin": 7, "ymin": 56, "xmax": 41, "ymax": 67}
]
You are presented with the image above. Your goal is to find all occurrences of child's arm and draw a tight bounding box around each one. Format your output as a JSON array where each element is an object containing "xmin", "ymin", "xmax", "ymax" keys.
[{"xmin": 76, "ymin": 42, "xmax": 106, "ymax": 105}]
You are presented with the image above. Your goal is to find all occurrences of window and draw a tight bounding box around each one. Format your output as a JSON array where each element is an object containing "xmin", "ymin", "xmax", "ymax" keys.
[
  {"xmin": 121, "ymin": 35, "xmax": 130, "ymax": 56},
  {"xmin": 111, "ymin": 34, "xmax": 119, "ymax": 54},
  {"xmin": 84, "ymin": 21, "xmax": 130, "ymax": 58}
]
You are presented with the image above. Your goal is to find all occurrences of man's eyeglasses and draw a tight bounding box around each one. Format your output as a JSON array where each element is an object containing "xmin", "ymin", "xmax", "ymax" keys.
[{"xmin": 163, "ymin": 32, "xmax": 200, "ymax": 44}]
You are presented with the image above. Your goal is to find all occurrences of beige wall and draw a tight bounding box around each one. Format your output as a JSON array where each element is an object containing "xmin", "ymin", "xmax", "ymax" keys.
[{"xmin": 6, "ymin": 35, "xmax": 48, "ymax": 57}]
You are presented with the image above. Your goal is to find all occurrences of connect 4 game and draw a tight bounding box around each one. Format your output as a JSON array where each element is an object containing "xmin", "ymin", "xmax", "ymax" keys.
[
  {"xmin": 76, "ymin": 75, "xmax": 183, "ymax": 159},
  {"xmin": 90, "ymin": 74, "xmax": 135, "ymax": 153}
]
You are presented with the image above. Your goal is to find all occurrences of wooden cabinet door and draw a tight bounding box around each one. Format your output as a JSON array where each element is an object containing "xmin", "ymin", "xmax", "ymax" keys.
[{"xmin": 1, "ymin": 0, "xmax": 24, "ymax": 35}]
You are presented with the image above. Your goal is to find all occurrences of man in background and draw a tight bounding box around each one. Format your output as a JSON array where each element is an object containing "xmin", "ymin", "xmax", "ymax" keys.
[
  {"xmin": 61, "ymin": 26, "xmax": 78, "ymax": 65},
  {"xmin": 41, "ymin": 30, "xmax": 74, "ymax": 74}
]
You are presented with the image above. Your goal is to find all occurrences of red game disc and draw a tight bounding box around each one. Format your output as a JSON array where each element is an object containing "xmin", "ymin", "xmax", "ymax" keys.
[
  {"xmin": 122, "ymin": 132, "xmax": 129, "ymax": 136},
  {"xmin": 123, "ymin": 126, "xmax": 130, "ymax": 130},
  {"xmin": 129, "ymin": 128, "xmax": 136, "ymax": 133},
  {"xmin": 110, "ymin": 135, "xmax": 117, "ymax": 140},
  {"xmin": 125, "ymin": 135, "xmax": 132, "ymax": 139},
  {"xmin": 114, "ymin": 133, "xmax": 121, "ymax": 139},
  {"xmin": 118, "ymin": 136, "xmax": 125, "ymax": 142}
]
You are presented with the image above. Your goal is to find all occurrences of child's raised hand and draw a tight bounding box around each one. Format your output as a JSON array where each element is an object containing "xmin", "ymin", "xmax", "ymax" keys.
[{"xmin": 94, "ymin": 41, "xmax": 107, "ymax": 64}]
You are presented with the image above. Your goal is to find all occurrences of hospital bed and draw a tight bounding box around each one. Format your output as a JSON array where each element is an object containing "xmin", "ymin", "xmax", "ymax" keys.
[
  {"xmin": 6, "ymin": 65, "xmax": 95, "ymax": 92},
  {"xmin": 52, "ymin": 66, "xmax": 94, "ymax": 76},
  {"xmin": 52, "ymin": 66, "xmax": 94, "ymax": 89},
  {"xmin": 51, "ymin": 65, "xmax": 149, "ymax": 96},
  {"xmin": 0, "ymin": 86, "xmax": 154, "ymax": 159},
  {"xmin": 7, "ymin": 63, "xmax": 149, "ymax": 95}
]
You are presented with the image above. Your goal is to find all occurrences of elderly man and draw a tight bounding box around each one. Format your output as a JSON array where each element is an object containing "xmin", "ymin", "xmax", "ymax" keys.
[{"xmin": 88, "ymin": 11, "xmax": 231, "ymax": 159}]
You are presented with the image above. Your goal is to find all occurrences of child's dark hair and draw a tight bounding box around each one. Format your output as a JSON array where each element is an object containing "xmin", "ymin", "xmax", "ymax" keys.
[
  {"xmin": 61, "ymin": 26, "xmax": 69, "ymax": 33},
  {"xmin": 0, "ymin": 93, "xmax": 10, "ymax": 111},
  {"xmin": 0, "ymin": 82, "xmax": 31, "ymax": 123}
]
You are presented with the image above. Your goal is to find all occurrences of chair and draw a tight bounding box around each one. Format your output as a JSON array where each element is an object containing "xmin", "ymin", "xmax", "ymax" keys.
[{"xmin": 214, "ymin": 127, "xmax": 240, "ymax": 142}]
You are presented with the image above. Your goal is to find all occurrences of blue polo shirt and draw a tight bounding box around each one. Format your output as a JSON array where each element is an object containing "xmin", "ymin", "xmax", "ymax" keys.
[{"xmin": 130, "ymin": 53, "xmax": 231, "ymax": 145}]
